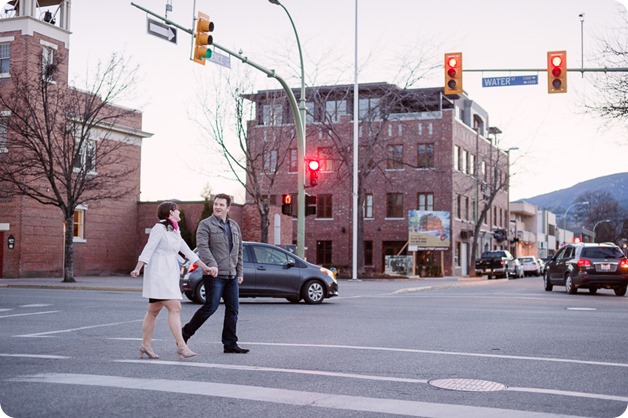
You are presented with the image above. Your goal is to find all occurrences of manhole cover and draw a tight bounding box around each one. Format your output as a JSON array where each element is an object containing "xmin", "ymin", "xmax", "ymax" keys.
[{"xmin": 429, "ymin": 378, "xmax": 507, "ymax": 392}]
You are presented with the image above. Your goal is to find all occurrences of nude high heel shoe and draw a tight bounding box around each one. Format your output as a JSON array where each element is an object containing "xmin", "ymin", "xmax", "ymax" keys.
[
  {"xmin": 139, "ymin": 345, "xmax": 160, "ymax": 359},
  {"xmin": 177, "ymin": 347, "xmax": 197, "ymax": 360}
]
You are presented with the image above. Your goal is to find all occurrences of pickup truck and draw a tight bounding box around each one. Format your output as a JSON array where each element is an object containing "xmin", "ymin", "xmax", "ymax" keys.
[{"xmin": 475, "ymin": 250, "xmax": 519, "ymax": 279}]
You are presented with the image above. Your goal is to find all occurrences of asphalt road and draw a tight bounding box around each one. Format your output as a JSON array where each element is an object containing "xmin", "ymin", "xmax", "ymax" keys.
[{"xmin": 0, "ymin": 277, "xmax": 626, "ymax": 418}]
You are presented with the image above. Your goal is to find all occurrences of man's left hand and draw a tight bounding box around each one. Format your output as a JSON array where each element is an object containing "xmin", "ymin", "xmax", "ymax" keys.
[{"xmin": 238, "ymin": 276, "xmax": 243, "ymax": 284}]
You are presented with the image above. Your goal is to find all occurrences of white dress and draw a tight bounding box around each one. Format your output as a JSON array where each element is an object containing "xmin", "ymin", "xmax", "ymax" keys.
[{"xmin": 139, "ymin": 223, "xmax": 199, "ymax": 300}]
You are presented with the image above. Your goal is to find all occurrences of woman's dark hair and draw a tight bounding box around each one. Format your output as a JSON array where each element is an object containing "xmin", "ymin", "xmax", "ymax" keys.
[{"xmin": 157, "ymin": 201, "xmax": 178, "ymax": 228}]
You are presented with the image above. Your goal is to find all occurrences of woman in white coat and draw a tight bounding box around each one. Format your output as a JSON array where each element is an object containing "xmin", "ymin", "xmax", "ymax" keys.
[{"xmin": 131, "ymin": 201, "xmax": 215, "ymax": 360}]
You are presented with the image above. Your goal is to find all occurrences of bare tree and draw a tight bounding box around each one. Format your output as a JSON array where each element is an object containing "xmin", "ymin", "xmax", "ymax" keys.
[
  {"xmin": 192, "ymin": 69, "xmax": 295, "ymax": 243},
  {"xmin": 0, "ymin": 52, "xmax": 140, "ymax": 282},
  {"xmin": 576, "ymin": 190, "xmax": 626, "ymax": 242}
]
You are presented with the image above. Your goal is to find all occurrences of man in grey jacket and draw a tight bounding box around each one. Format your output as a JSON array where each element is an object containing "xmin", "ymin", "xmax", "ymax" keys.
[{"xmin": 182, "ymin": 193, "xmax": 249, "ymax": 353}]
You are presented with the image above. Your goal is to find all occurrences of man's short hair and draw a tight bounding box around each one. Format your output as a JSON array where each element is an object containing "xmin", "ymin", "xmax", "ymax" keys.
[{"xmin": 215, "ymin": 193, "xmax": 231, "ymax": 206}]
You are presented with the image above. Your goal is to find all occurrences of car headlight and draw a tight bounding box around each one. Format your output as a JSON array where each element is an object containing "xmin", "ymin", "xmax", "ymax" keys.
[{"xmin": 321, "ymin": 267, "xmax": 337, "ymax": 283}]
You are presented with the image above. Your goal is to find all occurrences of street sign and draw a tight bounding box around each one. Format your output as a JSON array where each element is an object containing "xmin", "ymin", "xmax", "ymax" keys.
[
  {"xmin": 146, "ymin": 18, "xmax": 177, "ymax": 44},
  {"xmin": 208, "ymin": 51, "xmax": 231, "ymax": 68},
  {"xmin": 482, "ymin": 75, "xmax": 538, "ymax": 88}
]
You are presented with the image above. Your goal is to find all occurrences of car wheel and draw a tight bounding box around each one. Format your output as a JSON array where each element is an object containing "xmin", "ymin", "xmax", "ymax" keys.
[
  {"xmin": 614, "ymin": 287, "xmax": 627, "ymax": 297},
  {"xmin": 286, "ymin": 296, "xmax": 301, "ymax": 303},
  {"xmin": 302, "ymin": 280, "xmax": 325, "ymax": 304},
  {"xmin": 565, "ymin": 273, "xmax": 577, "ymax": 294},
  {"xmin": 543, "ymin": 272, "xmax": 553, "ymax": 291},
  {"xmin": 588, "ymin": 287, "xmax": 598, "ymax": 294},
  {"xmin": 194, "ymin": 283, "xmax": 206, "ymax": 304},
  {"xmin": 184, "ymin": 291, "xmax": 195, "ymax": 302}
]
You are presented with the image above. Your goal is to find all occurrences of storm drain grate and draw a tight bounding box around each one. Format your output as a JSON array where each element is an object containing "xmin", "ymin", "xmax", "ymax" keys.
[{"xmin": 429, "ymin": 378, "xmax": 507, "ymax": 392}]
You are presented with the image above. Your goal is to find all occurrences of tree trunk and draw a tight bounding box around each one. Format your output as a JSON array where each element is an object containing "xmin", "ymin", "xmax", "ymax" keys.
[{"xmin": 62, "ymin": 215, "xmax": 76, "ymax": 283}]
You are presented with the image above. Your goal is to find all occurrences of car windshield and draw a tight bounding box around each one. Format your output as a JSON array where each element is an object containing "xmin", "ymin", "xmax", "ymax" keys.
[{"xmin": 581, "ymin": 247, "xmax": 623, "ymax": 259}]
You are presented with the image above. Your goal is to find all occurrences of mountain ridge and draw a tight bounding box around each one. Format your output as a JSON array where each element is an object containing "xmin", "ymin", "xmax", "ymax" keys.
[{"xmin": 515, "ymin": 172, "xmax": 628, "ymax": 212}]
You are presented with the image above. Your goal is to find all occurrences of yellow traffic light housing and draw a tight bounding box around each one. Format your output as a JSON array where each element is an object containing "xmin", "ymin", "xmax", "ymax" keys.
[
  {"xmin": 444, "ymin": 52, "xmax": 463, "ymax": 95},
  {"xmin": 547, "ymin": 51, "xmax": 567, "ymax": 94},
  {"xmin": 193, "ymin": 11, "xmax": 214, "ymax": 65}
]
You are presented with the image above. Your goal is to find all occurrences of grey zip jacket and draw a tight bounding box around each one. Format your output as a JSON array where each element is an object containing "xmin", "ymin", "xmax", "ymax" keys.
[{"xmin": 196, "ymin": 214, "xmax": 243, "ymax": 278}]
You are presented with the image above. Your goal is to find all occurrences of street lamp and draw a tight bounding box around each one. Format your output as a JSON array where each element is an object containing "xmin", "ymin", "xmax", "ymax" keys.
[
  {"xmin": 269, "ymin": 0, "xmax": 307, "ymax": 258},
  {"xmin": 563, "ymin": 201, "xmax": 589, "ymax": 244},
  {"xmin": 592, "ymin": 219, "xmax": 610, "ymax": 242}
]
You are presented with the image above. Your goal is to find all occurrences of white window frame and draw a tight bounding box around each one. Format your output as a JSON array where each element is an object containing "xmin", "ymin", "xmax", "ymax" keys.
[
  {"xmin": 0, "ymin": 43, "xmax": 10, "ymax": 77},
  {"xmin": 41, "ymin": 44, "xmax": 56, "ymax": 83},
  {"xmin": 73, "ymin": 205, "xmax": 88, "ymax": 242}
]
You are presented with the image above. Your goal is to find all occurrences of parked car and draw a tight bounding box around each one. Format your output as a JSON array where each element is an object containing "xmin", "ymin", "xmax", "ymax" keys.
[
  {"xmin": 180, "ymin": 242, "xmax": 339, "ymax": 304},
  {"xmin": 518, "ymin": 256, "xmax": 542, "ymax": 276},
  {"xmin": 543, "ymin": 243, "xmax": 628, "ymax": 296},
  {"xmin": 475, "ymin": 250, "xmax": 520, "ymax": 279}
]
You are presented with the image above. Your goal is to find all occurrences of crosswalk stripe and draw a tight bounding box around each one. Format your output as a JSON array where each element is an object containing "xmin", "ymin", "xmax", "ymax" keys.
[{"xmin": 7, "ymin": 373, "xmax": 582, "ymax": 418}]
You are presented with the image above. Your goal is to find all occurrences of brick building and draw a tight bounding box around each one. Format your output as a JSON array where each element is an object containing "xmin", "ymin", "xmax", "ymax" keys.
[
  {"xmin": 0, "ymin": 0, "xmax": 152, "ymax": 278},
  {"xmin": 244, "ymin": 82, "xmax": 512, "ymax": 276}
]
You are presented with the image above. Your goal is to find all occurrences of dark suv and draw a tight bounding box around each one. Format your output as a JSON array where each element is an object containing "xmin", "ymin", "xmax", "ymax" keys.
[{"xmin": 543, "ymin": 243, "xmax": 628, "ymax": 296}]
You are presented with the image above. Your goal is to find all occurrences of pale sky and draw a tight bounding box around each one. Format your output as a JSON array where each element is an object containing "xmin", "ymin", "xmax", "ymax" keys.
[{"xmin": 42, "ymin": 0, "xmax": 628, "ymax": 202}]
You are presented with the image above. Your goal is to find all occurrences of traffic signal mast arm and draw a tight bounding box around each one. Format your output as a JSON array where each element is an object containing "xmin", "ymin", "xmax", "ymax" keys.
[
  {"xmin": 462, "ymin": 67, "xmax": 628, "ymax": 73},
  {"xmin": 131, "ymin": 1, "xmax": 308, "ymax": 257}
]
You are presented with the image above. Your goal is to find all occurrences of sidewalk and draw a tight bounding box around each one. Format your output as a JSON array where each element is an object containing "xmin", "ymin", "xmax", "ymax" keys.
[{"xmin": 0, "ymin": 275, "xmax": 492, "ymax": 293}]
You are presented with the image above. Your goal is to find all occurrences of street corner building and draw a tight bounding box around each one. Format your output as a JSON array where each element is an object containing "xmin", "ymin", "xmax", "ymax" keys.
[{"xmin": 0, "ymin": 0, "xmax": 152, "ymax": 278}]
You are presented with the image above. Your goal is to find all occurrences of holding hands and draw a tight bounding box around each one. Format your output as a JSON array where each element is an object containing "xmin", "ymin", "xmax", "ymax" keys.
[{"xmin": 201, "ymin": 265, "xmax": 218, "ymax": 277}]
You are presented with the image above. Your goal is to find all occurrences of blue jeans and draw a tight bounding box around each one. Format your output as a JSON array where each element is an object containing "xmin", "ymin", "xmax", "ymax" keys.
[{"xmin": 182, "ymin": 276, "xmax": 239, "ymax": 348}]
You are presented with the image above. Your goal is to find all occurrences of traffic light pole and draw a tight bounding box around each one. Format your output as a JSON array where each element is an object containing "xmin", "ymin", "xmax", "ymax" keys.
[{"xmin": 131, "ymin": 2, "xmax": 307, "ymax": 258}]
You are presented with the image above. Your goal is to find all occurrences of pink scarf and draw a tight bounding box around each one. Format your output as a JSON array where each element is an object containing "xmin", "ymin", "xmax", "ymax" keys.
[{"xmin": 168, "ymin": 216, "xmax": 179, "ymax": 231}]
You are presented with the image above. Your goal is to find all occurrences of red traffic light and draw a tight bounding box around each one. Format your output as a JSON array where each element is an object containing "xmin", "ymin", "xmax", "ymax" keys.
[
  {"xmin": 444, "ymin": 52, "xmax": 463, "ymax": 95},
  {"xmin": 547, "ymin": 51, "xmax": 567, "ymax": 94},
  {"xmin": 308, "ymin": 159, "xmax": 320, "ymax": 171}
]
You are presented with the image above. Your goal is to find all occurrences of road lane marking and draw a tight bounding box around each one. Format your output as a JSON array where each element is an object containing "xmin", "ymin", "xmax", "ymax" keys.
[
  {"xmin": 19, "ymin": 304, "xmax": 52, "ymax": 308},
  {"xmin": 241, "ymin": 342, "xmax": 628, "ymax": 369},
  {"xmin": 14, "ymin": 319, "xmax": 142, "ymax": 337},
  {"xmin": 7, "ymin": 373, "xmax": 583, "ymax": 418},
  {"xmin": 0, "ymin": 354, "xmax": 70, "ymax": 359},
  {"xmin": 0, "ymin": 311, "xmax": 60, "ymax": 320},
  {"xmin": 117, "ymin": 359, "xmax": 628, "ymax": 403}
]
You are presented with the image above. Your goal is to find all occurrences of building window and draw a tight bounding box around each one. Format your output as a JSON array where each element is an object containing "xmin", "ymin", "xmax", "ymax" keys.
[
  {"xmin": 456, "ymin": 194, "xmax": 462, "ymax": 219},
  {"xmin": 325, "ymin": 99, "xmax": 347, "ymax": 122},
  {"xmin": 364, "ymin": 240, "xmax": 373, "ymax": 265},
  {"xmin": 358, "ymin": 97, "xmax": 380, "ymax": 120},
  {"xmin": 318, "ymin": 146, "xmax": 333, "ymax": 171},
  {"xmin": 386, "ymin": 144, "xmax": 403, "ymax": 169},
  {"xmin": 0, "ymin": 111, "xmax": 8, "ymax": 153},
  {"xmin": 305, "ymin": 102, "xmax": 315, "ymax": 124},
  {"xmin": 461, "ymin": 149, "xmax": 468, "ymax": 174},
  {"xmin": 364, "ymin": 193, "xmax": 373, "ymax": 218},
  {"xmin": 316, "ymin": 240, "xmax": 332, "ymax": 266},
  {"xmin": 386, "ymin": 193, "xmax": 404, "ymax": 218},
  {"xmin": 464, "ymin": 196, "xmax": 469, "ymax": 221},
  {"xmin": 455, "ymin": 242, "xmax": 460, "ymax": 267},
  {"xmin": 263, "ymin": 150, "xmax": 278, "ymax": 173},
  {"xmin": 417, "ymin": 143, "xmax": 434, "ymax": 168},
  {"xmin": 417, "ymin": 193, "xmax": 433, "ymax": 211},
  {"xmin": 317, "ymin": 194, "xmax": 333, "ymax": 219},
  {"xmin": 481, "ymin": 161, "xmax": 487, "ymax": 181},
  {"xmin": 74, "ymin": 139, "xmax": 96, "ymax": 173},
  {"xmin": 0, "ymin": 44, "xmax": 9, "ymax": 76},
  {"xmin": 288, "ymin": 148, "xmax": 297, "ymax": 172},
  {"xmin": 469, "ymin": 153, "xmax": 475, "ymax": 176},
  {"xmin": 42, "ymin": 46, "xmax": 55, "ymax": 82},
  {"xmin": 454, "ymin": 145, "xmax": 460, "ymax": 171},
  {"xmin": 262, "ymin": 103, "xmax": 282, "ymax": 126},
  {"xmin": 73, "ymin": 206, "xmax": 87, "ymax": 241}
]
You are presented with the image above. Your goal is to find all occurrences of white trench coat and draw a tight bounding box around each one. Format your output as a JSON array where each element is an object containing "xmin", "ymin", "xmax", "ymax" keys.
[{"xmin": 138, "ymin": 223, "xmax": 199, "ymax": 300}]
